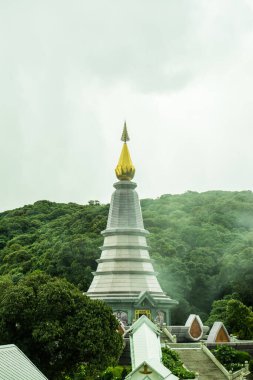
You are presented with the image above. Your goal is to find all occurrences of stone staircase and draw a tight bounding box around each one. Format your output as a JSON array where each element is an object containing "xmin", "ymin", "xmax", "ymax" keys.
[
  {"xmin": 120, "ymin": 338, "xmax": 249, "ymax": 379},
  {"xmin": 174, "ymin": 347, "xmax": 228, "ymax": 380}
]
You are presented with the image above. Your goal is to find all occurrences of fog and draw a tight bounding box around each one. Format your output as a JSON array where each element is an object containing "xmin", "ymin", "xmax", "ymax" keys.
[{"xmin": 1, "ymin": 0, "xmax": 253, "ymax": 211}]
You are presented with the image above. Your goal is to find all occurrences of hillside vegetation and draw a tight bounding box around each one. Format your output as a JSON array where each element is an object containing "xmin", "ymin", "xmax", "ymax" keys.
[{"xmin": 0, "ymin": 190, "xmax": 253, "ymax": 323}]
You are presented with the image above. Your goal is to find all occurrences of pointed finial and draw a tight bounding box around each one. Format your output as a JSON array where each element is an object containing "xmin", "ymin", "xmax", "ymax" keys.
[
  {"xmin": 115, "ymin": 122, "xmax": 135, "ymax": 181},
  {"xmin": 121, "ymin": 121, "xmax": 130, "ymax": 142}
]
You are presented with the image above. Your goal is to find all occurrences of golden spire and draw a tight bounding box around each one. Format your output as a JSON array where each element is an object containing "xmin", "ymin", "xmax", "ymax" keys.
[
  {"xmin": 121, "ymin": 121, "xmax": 130, "ymax": 142},
  {"xmin": 115, "ymin": 122, "xmax": 135, "ymax": 181}
]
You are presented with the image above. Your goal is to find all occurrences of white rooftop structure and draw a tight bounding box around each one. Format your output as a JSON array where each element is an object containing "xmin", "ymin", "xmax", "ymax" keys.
[
  {"xmin": 207, "ymin": 322, "xmax": 230, "ymax": 343},
  {"xmin": 126, "ymin": 316, "xmax": 178, "ymax": 380},
  {"xmin": 0, "ymin": 344, "xmax": 48, "ymax": 380}
]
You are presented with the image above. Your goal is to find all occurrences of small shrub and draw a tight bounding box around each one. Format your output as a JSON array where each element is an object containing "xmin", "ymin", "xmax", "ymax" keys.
[
  {"xmin": 162, "ymin": 347, "xmax": 196, "ymax": 379},
  {"xmin": 101, "ymin": 370, "xmax": 113, "ymax": 380},
  {"xmin": 212, "ymin": 345, "xmax": 250, "ymax": 372},
  {"xmin": 100, "ymin": 366, "xmax": 131, "ymax": 380}
]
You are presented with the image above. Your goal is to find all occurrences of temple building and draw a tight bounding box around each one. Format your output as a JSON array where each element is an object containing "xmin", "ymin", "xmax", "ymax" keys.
[{"xmin": 87, "ymin": 124, "xmax": 177, "ymax": 325}]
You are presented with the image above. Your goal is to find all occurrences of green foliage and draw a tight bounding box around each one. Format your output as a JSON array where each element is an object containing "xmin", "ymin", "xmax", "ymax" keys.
[
  {"xmin": 162, "ymin": 347, "xmax": 195, "ymax": 379},
  {"xmin": 206, "ymin": 295, "xmax": 253, "ymax": 339},
  {"xmin": 64, "ymin": 365, "xmax": 131, "ymax": 380},
  {"xmin": 0, "ymin": 272, "xmax": 123, "ymax": 380},
  {"xmin": 64, "ymin": 365, "xmax": 86, "ymax": 380},
  {"xmin": 1, "ymin": 191, "xmax": 253, "ymax": 324},
  {"xmin": 212, "ymin": 345, "xmax": 250, "ymax": 372},
  {"xmin": 143, "ymin": 191, "xmax": 253, "ymax": 322},
  {"xmin": 99, "ymin": 365, "xmax": 131, "ymax": 380},
  {"xmin": 249, "ymin": 359, "xmax": 253, "ymax": 372},
  {"xmin": 0, "ymin": 200, "xmax": 108, "ymax": 291}
]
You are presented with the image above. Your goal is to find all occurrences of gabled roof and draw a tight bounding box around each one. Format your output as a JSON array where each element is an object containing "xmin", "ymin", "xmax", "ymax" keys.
[
  {"xmin": 207, "ymin": 322, "xmax": 230, "ymax": 343},
  {"xmin": 128, "ymin": 315, "xmax": 161, "ymax": 335},
  {"xmin": 185, "ymin": 314, "xmax": 203, "ymax": 329},
  {"xmin": 134, "ymin": 291, "xmax": 157, "ymax": 307},
  {"xmin": 127, "ymin": 316, "xmax": 178, "ymax": 379},
  {"xmin": 125, "ymin": 360, "xmax": 178, "ymax": 380},
  {"xmin": 128, "ymin": 316, "xmax": 162, "ymax": 370},
  {"xmin": 0, "ymin": 344, "xmax": 48, "ymax": 380},
  {"xmin": 185, "ymin": 314, "xmax": 204, "ymax": 341}
]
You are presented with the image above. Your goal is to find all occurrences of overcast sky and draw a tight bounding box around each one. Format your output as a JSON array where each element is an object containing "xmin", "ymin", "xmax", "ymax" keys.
[{"xmin": 1, "ymin": 0, "xmax": 253, "ymax": 211}]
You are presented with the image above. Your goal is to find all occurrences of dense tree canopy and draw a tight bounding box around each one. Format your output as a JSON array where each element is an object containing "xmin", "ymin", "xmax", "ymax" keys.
[
  {"xmin": 0, "ymin": 190, "xmax": 253, "ymax": 323},
  {"xmin": 0, "ymin": 272, "xmax": 123, "ymax": 379},
  {"xmin": 206, "ymin": 294, "xmax": 253, "ymax": 339}
]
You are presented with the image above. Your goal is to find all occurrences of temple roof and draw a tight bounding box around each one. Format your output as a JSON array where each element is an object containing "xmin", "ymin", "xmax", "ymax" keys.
[
  {"xmin": 126, "ymin": 316, "xmax": 178, "ymax": 379},
  {"xmin": 0, "ymin": 345, "xmax": 48, "ymax": 380}
]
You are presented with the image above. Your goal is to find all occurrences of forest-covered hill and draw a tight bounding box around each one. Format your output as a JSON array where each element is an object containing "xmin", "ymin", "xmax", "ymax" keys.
[{"xmin": 0, "ymin": 190, "xmax": 253, "ymax": 323}]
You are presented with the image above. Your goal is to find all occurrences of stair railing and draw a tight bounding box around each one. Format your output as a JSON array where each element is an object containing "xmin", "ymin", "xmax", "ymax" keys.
[{"xmin": 201, "ymin": 342, "xmax": 250, "ymax": 379}]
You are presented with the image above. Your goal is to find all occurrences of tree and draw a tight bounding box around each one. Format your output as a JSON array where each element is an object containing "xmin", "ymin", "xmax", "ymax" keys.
[
  {"xmin": 1, "ymin": 191, "xmax": 253, "ymax": 324},
  {"xmin": 226, "ymin": 299, "xmax": 253, "ymax": 339},
  {"xmin": 206, "ymin": 295, "xmax": 253, "ymax": 339},
  {"xmin": 0, "ymin": 272, "xmax": 123, "ymax": 379}
]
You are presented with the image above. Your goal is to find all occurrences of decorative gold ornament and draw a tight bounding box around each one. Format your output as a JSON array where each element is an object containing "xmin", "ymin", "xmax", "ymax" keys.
[
  {"xmin": 139, "ymin": 364, "xmax": 152, "ymax": 374},
  {"xmin": 121, "ymin": 121, "xmax": 130, "ymax": 142},
  {"xmin": 115, "ymin": 122, "xmax": 135, "ymax": 181}
]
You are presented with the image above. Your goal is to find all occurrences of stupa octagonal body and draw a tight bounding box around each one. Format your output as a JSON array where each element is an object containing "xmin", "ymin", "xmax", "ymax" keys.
[{"xmin": 87, "ymin": 125, "xmax": 177, "ymax": 325}]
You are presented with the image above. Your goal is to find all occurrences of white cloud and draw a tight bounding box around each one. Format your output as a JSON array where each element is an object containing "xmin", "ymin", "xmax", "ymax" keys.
[{"xmin": 0, "ymin": 0, "xmax": 253, "ymax": 211}]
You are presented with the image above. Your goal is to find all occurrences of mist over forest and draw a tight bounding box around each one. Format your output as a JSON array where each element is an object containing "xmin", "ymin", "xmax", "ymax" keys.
[{"xmin": 0, "ymin": 190, "xmax": 252, "ymax": 324}]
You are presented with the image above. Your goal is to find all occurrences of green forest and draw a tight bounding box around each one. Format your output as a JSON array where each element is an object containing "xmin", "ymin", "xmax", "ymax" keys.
[{"xmin": 0, "ymin": 190, "xmax": 253, "ymax": 325}]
